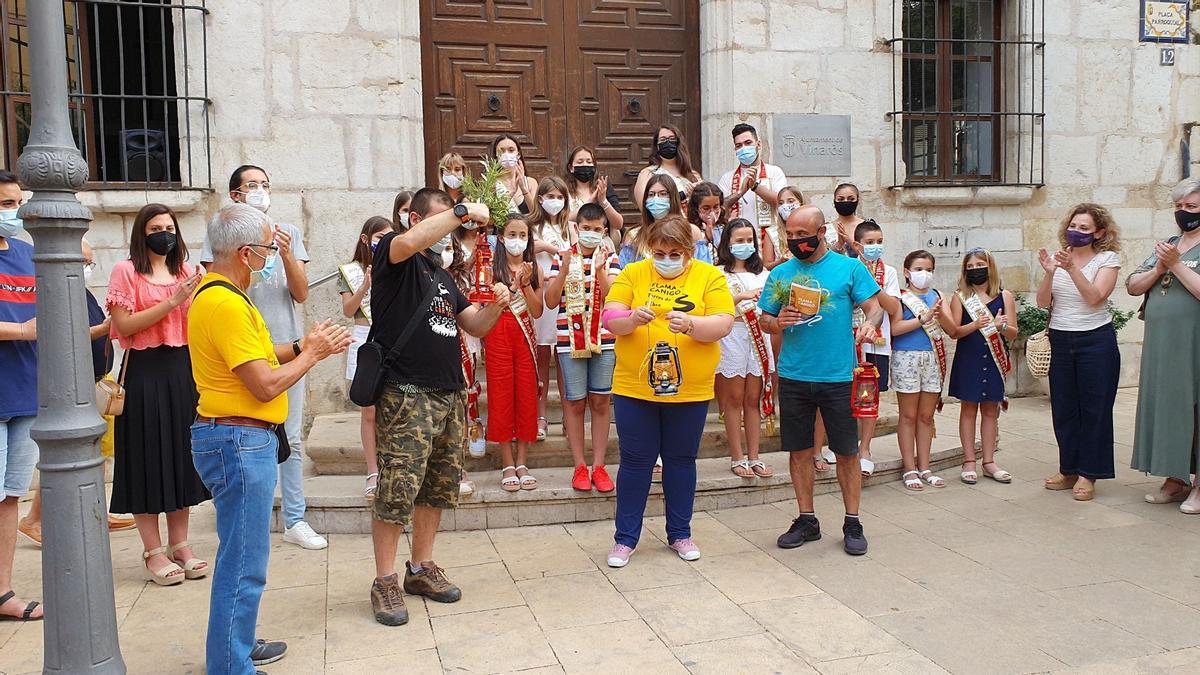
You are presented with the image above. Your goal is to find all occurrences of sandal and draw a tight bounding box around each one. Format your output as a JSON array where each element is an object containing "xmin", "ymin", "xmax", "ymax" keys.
[
  {"xmin": 536, "ymin": 417, "xmax": 548, "ymax": 442},
  {"xmin": 1072, "ymin": 481, "xmax": 1094, "ymax": 502},
  {"xmin": 169, "ymin": 541, "xmax": 208, "ymax": 580},
  {"xmin": 1044, "ymin": 473, "xmax": 1078, "ymax": 491},
  {"xmin": 918, "ymin": 470, "xmax": 945, "ymax": 488},
  {"xmin": 364, "ymin": 472, "xmax": 379, "ymax": 500},
  {"xmin": 0, "ymin": 590, "xmax": 42, "ymax": 622},
  {"xmin": 516, "ymin": 464, "xmax": 538, "ymax": 490},
  {"xmin": 961, "ymin": 461, "xmax": 978, "ymax": 485},
  {"xmin": 813, "ymin": 458, "xmax": 831, "ymax": 472},
  {"xmin": 500, "ymin": 465, "xmax": 520, "ymax": 492},
  {"xmin": 731, "ymin": 459, "xmax": 754, "ymax": 478},
  {"xmin": 902, "ymin": 470, "xmax": 924, "ymax": 491},
  {"xmin": 860, "ymin": 457, "xmax": 875, "ymax": 477},
  {"xmin": 982, "ymin": 462, "xmax": 1012, "ymax": 484},
  {"xmin": 142, "ymin": 546, "xmax": 185, "ymax": 586},
  {"xmin": 749, "ymin": 459, "xmax": 774, "ymax": 478}
]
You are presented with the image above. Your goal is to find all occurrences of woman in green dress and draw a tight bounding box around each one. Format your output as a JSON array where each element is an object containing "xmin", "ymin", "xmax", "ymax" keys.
[{"xmin": 1128, "ymin": 177, "xmax": 1200, "ymax": 513}]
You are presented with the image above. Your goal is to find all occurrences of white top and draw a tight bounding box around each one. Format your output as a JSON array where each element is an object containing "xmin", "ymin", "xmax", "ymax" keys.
[
  {"xmin": 720, "ymin": 267, "xmax": 771, "ymax": 321},
  {"xmin": 857, "ymin": 263, "xmax": 901, "ymax": 356},
  {"xmin": 718, "ymin": 162, "xmax": 788, "ymax": 251},
  {"xmin": 1049, "ymin": 250, "xmax": 1122, "ymax": 331},
  {"xmin": 533, "ymin": 221, "xmax": 571, "ymax": 278}
]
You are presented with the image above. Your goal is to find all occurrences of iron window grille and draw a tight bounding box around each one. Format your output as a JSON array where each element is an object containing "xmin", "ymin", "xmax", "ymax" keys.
[
  {"xmin": 888, "ymin": 0, "xmax": 1044, "ymax": 188},
  {"xmin": 1, "ymin": 0, "xmax": 211, "ymax": 190}
]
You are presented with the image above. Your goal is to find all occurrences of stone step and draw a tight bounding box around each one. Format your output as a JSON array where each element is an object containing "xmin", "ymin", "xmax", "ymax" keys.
[
  {"xmin": 306, "ymin": 402, "xmax": 901, "ymax": 474},
  {"xmin": 274, "ymin": 432, "xmax": 966, "ymax": 534}
]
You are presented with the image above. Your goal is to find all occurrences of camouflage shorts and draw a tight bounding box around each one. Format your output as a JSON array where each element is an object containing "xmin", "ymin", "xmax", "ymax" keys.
[{"xmin": 373, "ymin": 384, "xmax": 466, "ymax": 526}]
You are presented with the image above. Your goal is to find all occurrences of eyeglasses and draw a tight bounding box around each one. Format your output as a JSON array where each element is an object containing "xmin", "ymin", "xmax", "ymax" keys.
[
  {"xmin": 240, "ymin": 181, "xmax": 270, "ymax": 191},
  {"xmin": 83, "ymin": 262, "xmax": 96, "ymax": 272},
  {"xmin": 243, "ymin": 243, "xmax": 279, "ymax": 254}
]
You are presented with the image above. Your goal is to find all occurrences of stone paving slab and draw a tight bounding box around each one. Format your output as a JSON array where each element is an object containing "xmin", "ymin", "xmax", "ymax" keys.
[{"xmin": 4, "ymin": 392, "xmax": 1200, "ymax": 674}]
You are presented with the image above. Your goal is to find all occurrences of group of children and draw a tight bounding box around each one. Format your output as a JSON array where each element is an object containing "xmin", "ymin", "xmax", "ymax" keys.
[{"xmin": 337, "ymin": 155, "xmax": 1018, "ymax": 496}]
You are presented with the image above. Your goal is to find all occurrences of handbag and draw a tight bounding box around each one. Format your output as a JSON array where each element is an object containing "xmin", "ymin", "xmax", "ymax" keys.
[
  {"xmin": 1025, "ymin": 301, "xmax": 1051, "ymax": 379},
  {"xmin": 194, "ymin": 279, "xmax": 293, "ymax": 464},
  {"xmin": 94, "ymin": 353, "xmax": 128, "ymax": 417},
  {"xmin": 349, "ymin": 258, "xmax": 439, "ymax": 407}
]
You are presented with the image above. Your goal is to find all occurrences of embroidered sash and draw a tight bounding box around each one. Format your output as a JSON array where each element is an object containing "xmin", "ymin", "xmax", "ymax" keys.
[
  {"xmin": 508, "ymin": 289, "xmax": 544, "ymax": 395},
  {"xmin": 459, "ymin": 334, "xmax": 483, "ymax": 439},
  {"xmin": 726, "ymin": 273, "xmax": 775, "ymax": 425},
  {"xmin": 959, "ymin": 291, "xmax": 1012, "ymax": 378},
  {"xmin": 565, "ymin": 245, "xmax": 603, "ymax": 358},
  {"xmin": 338, "ymin": 262, "xmax": 371, "ymax": 322},
  {"xmin": 730, "ymin": 161, "xmax": 774, "ymax": 247},
  {"xmin": 899, "ymin": 290, "xmax": 947, "ymax": 387}
]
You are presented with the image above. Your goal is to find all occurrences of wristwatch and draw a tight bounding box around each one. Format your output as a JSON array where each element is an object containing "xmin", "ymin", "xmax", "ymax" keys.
[
  {"xmin": 291, "ymin": 340, "xmax": 302, "ymax": 356},
  {"xmin": 453, "ymin": 203, "xmax": 475, "ymax": 225}
]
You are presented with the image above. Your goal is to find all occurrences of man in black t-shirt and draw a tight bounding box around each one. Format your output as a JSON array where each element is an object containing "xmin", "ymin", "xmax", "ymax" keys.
[{"xmin": 367, "ymin": 188, "xmax": 506, "ymax": 627}]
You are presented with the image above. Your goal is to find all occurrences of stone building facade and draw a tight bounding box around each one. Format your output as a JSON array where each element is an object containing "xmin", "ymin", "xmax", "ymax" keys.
[{"xmin": 15, "ymin": 0, "xmax": 1198, "ymax": 425}]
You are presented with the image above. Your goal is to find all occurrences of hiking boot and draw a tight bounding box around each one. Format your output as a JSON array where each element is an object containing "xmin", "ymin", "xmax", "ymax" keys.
[
  {"xmin": 370, "ymin": 574, "xmax": 408, "ymax": 626},
  {"xmin": 843, "ymin": 518, "xmax": 868, "ymax": 556},
  {"xmin": 777, "ymin": 515, "xmax": 821, "ymax": 549},
  {"xmin": 572, "ymin": 464, "xmax": 592, "ymax": 491},
  {"xmin": 591, "ymin": 465, "xmax": 615, "ymax": 493},
  {"xmin": 404, "ymin": 561, "xmax": 462, "ymax": 603},
  {"xmin": 249, "ymin": 639, "xmax": 287, "ymax": 666}
]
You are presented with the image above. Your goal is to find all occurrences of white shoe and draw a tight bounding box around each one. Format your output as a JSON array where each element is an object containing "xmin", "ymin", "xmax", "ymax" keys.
[
  {"xmin": 282, "ymin": 521, "xmax": 328, "ymax": 550},
  {"xmin": 820, "ymin": 448, "xmax": 837, "ymax": 465},
  {"xmin": 1182, "ymin": 487, "xmax": 1200, "ymax": 515}
]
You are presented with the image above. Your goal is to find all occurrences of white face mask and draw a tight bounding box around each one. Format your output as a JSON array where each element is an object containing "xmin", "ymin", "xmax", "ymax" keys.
[
  {"xmin": 503, "ymin": 237, "xmax": 527, "ymax": 257},
  {"xmin": 429, "ymin": 233, "xmax": 452, "ymax": 255},
  {"xmin": 541, "ymin": 198, "xmax": 565, "ymax": 216},
  {"xmin": 83, "ymin": 265, "xmax": 95, "ymax": 284},
  {"xmin": 499, "ymin": 152, "xmax": 519, "ymax": 169},
  {"xmin": 578, "ymin": 230, "xmax": 604, "ymax": 250},
  {"xmin": 909, "ymin": 269, "xmax": 933, "ymax": 290},
  {"xmin": 399, "ymin": 212, "xmax": 410, "ymax": 228},
  {"xmin": 442, "ymin": 173, "xmax": 462, "ymax": 190},
  {"xmin": 778, "ymin": 203, "xmax": 798, "ymax": 221},
  {"xmin": 245, "ymin": 188, "xmax": 271, "ymax": 213}
]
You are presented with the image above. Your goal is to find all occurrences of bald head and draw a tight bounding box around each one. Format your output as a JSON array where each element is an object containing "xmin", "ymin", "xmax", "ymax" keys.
[
  {"xmin": 785, "ymin": 204, "xmax": 826, "ymax": 237},
  {"xmin": 81, "ymin": 237, "xmax": 93, "ymax": 260}
]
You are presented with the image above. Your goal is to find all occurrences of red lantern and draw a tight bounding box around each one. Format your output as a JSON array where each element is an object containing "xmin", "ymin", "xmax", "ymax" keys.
[
  {"xmin": 469, "ymin": 229, "xmax": 495, "ymax": 304},
  {"xmin": 850, "ymin": 344, "xmax": 880, "ymax": 419}
]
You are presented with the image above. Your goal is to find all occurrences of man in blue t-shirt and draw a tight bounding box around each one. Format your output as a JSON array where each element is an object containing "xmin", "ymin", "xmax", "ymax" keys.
[{"xmin": 758, "ymin": 204, "xmax": 884, "ymax": 557}]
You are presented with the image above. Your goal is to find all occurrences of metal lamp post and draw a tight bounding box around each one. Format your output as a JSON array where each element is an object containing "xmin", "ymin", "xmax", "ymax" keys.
[{"xmin": 15, "ymin": 1, "xmax": 125, "ymax": 673}]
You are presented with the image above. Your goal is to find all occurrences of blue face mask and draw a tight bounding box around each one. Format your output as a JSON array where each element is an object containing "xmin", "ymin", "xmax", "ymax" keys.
[
  {"xmin": 247, "ymin": 249, "xmax": 276, "ymax": 285},
  {"xmin": 0, "ymin": 209, "xmax": 23, "ymax": 238},
  {"xmin": 652, "ymin": 255, "xmax": 686, "ymax": 278},
  {"xmin": 730, "ymin": 243, "xmax": 756, "ymax": 260},
  {"xmin": 646, "ymin": 196, "xmax": 671, "ymax": 219},
  {"xmin": 861, "ymin": 244, "xmax": 885, "ymax": 261},
  {"xmin": 735, "ymin": 146, "xmax": 758, "ymax": 166}
]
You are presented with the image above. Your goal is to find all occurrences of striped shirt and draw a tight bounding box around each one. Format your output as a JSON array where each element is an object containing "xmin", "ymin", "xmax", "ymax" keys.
[{"xmin": 548, "ymin": 251, "xmax": 621, "ymax": 354}]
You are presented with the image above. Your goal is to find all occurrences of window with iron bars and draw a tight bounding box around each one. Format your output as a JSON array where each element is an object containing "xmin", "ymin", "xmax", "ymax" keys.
[
  {"xmin": 0, "ymin": 0, "xmax": 211, "ymax": 189},
  {"xmin": 889, "ymin": 0, "xmax": 1044, "ymax": 188}
]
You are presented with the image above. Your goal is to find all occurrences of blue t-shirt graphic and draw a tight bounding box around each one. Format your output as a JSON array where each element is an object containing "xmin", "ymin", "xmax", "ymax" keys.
[
  {"xmin": 758, "ymin": 252, "xmax": 880, "ymax": 383},
  {"xmin": 0, "ymin": 238, "xmax": 37, "ymax": 417}
]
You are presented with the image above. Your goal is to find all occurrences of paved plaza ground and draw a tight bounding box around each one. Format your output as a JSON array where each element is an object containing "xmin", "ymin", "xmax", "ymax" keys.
[{"xmin": 3, "ymin": 389, "xmax": 1200, "ymax": 674}]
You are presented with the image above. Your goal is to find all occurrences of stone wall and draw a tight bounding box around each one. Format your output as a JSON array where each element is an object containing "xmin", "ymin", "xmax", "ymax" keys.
[
  {"xmin": 75, "ymin": 0, "xmax": 1200, "ymax": 432},
  {"xmin": 700, "ymin": 0, "xmax": 1200, "ymax": 388}
]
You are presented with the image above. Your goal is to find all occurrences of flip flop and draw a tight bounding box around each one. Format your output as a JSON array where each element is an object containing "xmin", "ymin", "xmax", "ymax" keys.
[
  {"xmin": 731, "ymin": 459, "xmax": 754, "ymax": 478},
  {"xmin": 749, "ymin": 460, "xmax": 774, "ymax": 478}
]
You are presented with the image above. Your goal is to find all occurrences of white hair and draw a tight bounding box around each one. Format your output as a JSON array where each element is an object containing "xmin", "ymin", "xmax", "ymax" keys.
[
  {"xmin": 1171, "ymin": 177, "xmax": 1200, "ymax": 204},
  {"xmin": 208, "ymin": 203, "xmax": 269, "ymax": 260}
]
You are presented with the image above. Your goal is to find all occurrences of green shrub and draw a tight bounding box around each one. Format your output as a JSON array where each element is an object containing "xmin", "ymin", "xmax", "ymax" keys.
[{"xmin": 1015, "ymin": 294, "xmax": 1133, "ymax": 338}]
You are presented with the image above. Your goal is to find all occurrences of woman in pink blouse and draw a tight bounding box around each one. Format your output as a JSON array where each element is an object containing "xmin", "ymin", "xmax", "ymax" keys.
[{"xmin": 106, "ymin": 203, "xmax": 209, "ymax": 586}]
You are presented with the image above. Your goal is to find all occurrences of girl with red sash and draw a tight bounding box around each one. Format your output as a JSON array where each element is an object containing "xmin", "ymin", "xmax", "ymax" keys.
[
  {"xmin": 486, "ymin": 215, "xmax": 544, "ymax": 491},
  {"xmin": 947, "ymin": 248, "xmax": 1018, "ymax": 485},
  {"xmin": 715, "ymin": 219, "xmax": 775, "ymax": 479}
]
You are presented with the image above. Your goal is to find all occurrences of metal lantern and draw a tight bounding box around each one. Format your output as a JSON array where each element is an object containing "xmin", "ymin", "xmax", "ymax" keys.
[
  {"xmin": 469, "ymin": 229, "xmax": 496, "ymax": 303},
  {"xmin": 850, "ymin": 345, "xmax": 880, "ymax": 419},
  {"xmin": 649, "ymin": 340, "xmax": 683, "ymax": 397}
]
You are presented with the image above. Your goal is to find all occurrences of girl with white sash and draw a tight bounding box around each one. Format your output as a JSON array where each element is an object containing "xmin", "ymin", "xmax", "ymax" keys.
[
  {"xmin": 947, "ymin": 248, "xmax": 1018, "ymax": 485},
  {"xmin": 890, "ymin": 250, "xmax": 957, "ymax": 490},
  {"xmin": 338, "ymin": 216, "xmax": 392, "ymax": 499}
]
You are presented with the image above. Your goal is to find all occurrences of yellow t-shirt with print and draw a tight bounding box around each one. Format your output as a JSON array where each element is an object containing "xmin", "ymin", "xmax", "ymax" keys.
[
  {"xmin": 187, "ymin": 273, "xmax": 288, "ymax": 424},
  {"xmin": 606, "ymin": 259, "xmax": 735, "ymax": 402}
]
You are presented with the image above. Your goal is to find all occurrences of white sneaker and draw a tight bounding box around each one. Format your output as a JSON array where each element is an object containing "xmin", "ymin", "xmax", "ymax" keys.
[{"xmin": 282, "ymin": 521, "xmax": 328, "ymax": 550}]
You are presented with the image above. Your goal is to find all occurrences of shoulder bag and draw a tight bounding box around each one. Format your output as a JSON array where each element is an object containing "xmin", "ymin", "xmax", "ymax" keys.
[
  {"xmin": 194, "ymin": 279, "xmax": 292, "ymax": 464},
  {"xmin": 94, "ymin": 350, "xmax": 128, "ymax": 416},
  {"xmin": 349, "ymin": 256, "xmax": 440, "ymax": 407}
]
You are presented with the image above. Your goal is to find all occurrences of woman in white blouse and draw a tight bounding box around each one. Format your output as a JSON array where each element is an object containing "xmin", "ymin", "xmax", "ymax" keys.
[{"xmin": 1035, "ymin": 203, "xmax": 1123, "ymax": 501}]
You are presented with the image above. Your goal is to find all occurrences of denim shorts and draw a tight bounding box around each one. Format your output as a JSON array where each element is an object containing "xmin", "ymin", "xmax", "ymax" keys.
[
  {"xmin": 0, "ymin": 416, "xmax": 38, "ymax": 500},
  {"xmin": 557, "ymin": 350, "xmax": 616, "ymax": 401}
]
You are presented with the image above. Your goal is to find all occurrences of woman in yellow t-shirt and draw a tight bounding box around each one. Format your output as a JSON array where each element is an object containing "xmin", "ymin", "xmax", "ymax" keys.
[{"xmin": 601, "ymin": 216, "xmax": 734, "ymax": 568}]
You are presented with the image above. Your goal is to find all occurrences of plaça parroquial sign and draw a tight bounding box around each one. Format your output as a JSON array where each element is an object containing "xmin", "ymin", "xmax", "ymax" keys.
[
  {"xmin": 1140, "ymin": 1, "xmax": 1190, "ymax": 43},
  {"xmin": 772, "ymin": 114, "xmax": 852, "ymax": 177}
]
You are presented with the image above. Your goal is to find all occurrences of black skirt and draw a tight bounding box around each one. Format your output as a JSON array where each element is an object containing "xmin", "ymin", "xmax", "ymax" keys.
[{"xmin": 110, "ymin": 345, "xmax": 210, "ymax": 514}]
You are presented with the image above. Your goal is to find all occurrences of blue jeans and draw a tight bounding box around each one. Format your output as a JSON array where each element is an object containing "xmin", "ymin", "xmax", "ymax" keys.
[
  {"xmin": 557, "ymin": 350, "xmax": 616, "ymax": 401},
  {"xmin": 613, "ymin": 395, "xmax": 709, "ymax": 548},
  {"xmin": 1049, "ymin": 325, "xmax": 1119, "ymax": 480},
  {"xmin": 191, "ymin": 421, "xmax": 279, "ymax": 675},
  {"xmin": 279, "ymin": 378, "xmax": 305, "ymax": 527},
  {"xmin": 0, "ymin": 416, "xmax": 37, "ymax": 500}
]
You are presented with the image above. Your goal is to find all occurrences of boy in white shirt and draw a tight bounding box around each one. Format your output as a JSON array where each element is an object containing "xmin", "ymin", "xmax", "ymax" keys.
[{"xmin": 717, "ymin": 123, "xmax": 787, "ymax": 255}]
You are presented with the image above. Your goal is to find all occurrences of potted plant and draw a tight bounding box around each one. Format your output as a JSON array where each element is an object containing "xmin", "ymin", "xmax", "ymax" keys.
[{"xmin": 1008, "ymin": 295, "xmax": 1134, "ymax": 395}]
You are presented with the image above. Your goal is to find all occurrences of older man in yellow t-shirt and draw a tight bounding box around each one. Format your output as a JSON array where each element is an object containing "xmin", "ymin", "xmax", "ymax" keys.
[{"xmin": 187, "ymin": 203, "xmax": 350, "ymax": 674}]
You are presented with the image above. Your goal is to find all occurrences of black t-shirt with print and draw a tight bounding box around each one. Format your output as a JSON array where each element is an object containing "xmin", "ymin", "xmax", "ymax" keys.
[{"xmin": 370, "ymin": 233, "xmax": 470, "ymax": 390}]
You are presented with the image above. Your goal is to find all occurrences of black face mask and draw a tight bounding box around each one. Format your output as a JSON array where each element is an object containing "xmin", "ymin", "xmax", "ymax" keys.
[
  {"xmin": 833, "ymin": 200, "xmax": 859, "ymax": 217},
  {"xmin": 1176, "ymin": 209, "xmax": 1200, "ymax": 233},
  {"xmin": 146, "ymin": 231, "xmax": 178, "ymax": 256},
  {"xmin": 657, "ymin": 139, "xmax": 679, "ymax": 160},
  {"xmin": 572, "ymin": 166, "xmax": 596, "ymax": 183},
  {"xmin": 788, "ymin": 235, "xmax": 822, "ymax": 261},
  {"xmin": 965, "ymin": 267, "xmax": 990, "ymax": 286}
]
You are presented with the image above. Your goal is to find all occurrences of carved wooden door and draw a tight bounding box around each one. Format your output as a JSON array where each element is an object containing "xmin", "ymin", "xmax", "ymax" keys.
[{"xmin": 420, "ymin": 0, "xmax": 700, "ymax": 218}]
